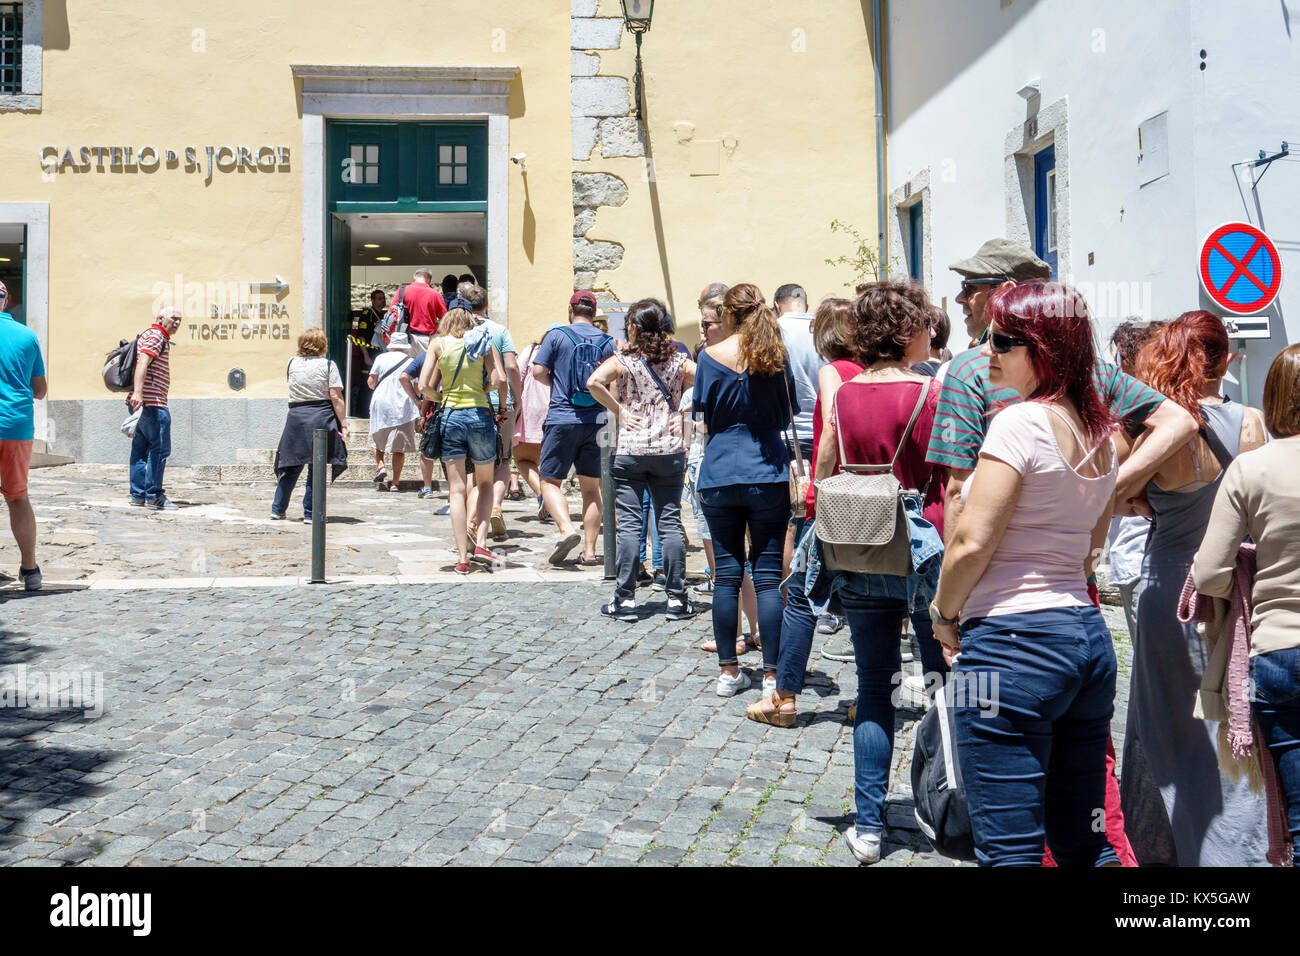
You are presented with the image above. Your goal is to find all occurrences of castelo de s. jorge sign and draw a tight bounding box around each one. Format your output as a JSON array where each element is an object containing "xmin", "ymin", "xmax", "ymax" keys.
[{"xmin": 39, "ymin": 145, "xmax": 291, "ymax": 182}]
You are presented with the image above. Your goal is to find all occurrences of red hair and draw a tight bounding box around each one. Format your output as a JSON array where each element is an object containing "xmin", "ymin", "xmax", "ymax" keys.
[
  {"xmin": 987, "ymin": 282, "xmax": 1115, "ymax": 446},
  {"xmin": 1135, "ymin": 310, "xmax": 1230, "ymax": 427}
]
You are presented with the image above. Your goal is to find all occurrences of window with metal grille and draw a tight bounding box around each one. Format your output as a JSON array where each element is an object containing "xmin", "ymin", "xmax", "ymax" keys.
[{"xmin": 0, "ymin": 3, "xmax": 21, "ymax": 94}]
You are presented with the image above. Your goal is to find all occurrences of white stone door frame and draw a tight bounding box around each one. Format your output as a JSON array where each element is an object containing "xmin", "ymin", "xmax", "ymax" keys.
[
  {"xmin": 0, "ymin": 201, "xmax": 49, "ymax": 442},
  {"xmin": 291, "ymin": 65, "xmax": 519, "ymax": 330},
  {"xmin": 1004, "ymin": 96, "xmax": 1070, "ymax": 281}
]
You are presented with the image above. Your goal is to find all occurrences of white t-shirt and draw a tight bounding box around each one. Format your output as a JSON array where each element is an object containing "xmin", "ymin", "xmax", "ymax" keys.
[
  {"xmin": 287, "ymin": 356, "xmax": 342, "ymax": 403},
  {"xmin": 960, "ymin": 401, "xmax": 1117, "ymax": 619}
]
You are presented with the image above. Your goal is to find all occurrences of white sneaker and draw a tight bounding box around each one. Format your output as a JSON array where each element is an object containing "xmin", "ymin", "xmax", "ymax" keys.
[
  {"xmin": 761, "ymin": 675, "xmax": 776, "ymax": 698},
  {"xmin": 715, "ymin": 670, "xmax": 752, "ymax": 697},
  {"xmin": 845, "ymin": 828, "xmax": 882, "ymax": 865},
  {"xmin": 899, "ymin": 674, "xmax": 930, "ymax": 710}
]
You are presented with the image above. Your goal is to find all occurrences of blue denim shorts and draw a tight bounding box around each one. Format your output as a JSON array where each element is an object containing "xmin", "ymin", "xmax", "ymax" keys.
[{"xmin": 440, "ymin": 407, "xmax": 497, "ymax": 465}]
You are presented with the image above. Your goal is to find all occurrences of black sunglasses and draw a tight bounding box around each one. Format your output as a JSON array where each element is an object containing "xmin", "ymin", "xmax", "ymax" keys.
[
  {"xmin": 959, "ymin": 277, "xmax": 1007, "ymax": 296},
  {"xmin": 989, "ymin": 329, "xmax": 1030, "ymax": 354}
]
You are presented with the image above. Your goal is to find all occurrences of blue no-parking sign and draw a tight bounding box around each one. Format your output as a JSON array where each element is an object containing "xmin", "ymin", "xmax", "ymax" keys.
[{"xmin": 1198, "ymin": 222, "xmax": 1282, "ymax": 318}]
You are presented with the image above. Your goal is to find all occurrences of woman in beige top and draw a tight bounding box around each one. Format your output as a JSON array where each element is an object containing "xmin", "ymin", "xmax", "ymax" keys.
[
  {"xmin": 1196, "ymin": 348, "xmax": 1300, "ymax": 863},
  {"xmin": 1192, "ymin": 344, "xmax": 1300, "ymax": 864}
]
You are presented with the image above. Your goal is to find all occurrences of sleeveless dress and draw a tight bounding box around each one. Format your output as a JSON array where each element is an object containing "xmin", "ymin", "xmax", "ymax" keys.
[{"xmin": 1121, "ymin": 399, "xmax": 1270, "ymax": 866}]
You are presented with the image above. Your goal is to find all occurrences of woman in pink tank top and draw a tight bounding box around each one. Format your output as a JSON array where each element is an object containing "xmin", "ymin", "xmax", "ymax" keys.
[{"xmin": 930, "ymin": 283, "xmax": 1121, "ymax": 867}]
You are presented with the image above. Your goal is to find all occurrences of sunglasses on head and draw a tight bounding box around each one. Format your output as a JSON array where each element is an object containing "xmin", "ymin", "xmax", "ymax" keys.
[
  {"xmin": 959, "ymin": 277, "xmax": 1007, "ymax": 296},
  {"xmin": 988, "ymin": 328, "xmax": 1030, "ymax": 354}
]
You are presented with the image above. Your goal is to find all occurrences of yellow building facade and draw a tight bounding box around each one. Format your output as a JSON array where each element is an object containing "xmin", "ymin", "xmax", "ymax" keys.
[{"xmin": 0, "ymin": 0, "xmax": 880, "ymax": 464}]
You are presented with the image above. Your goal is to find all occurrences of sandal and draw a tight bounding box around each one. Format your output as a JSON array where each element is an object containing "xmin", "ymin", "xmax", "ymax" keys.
[
  {"xmin": 746, "ymin": 693, "xmax": 796, "ymax": 728},
  {"xmin": 506, "ymin": 488, "xmax": 527, "ymax": 501},
  {"xmin": 700, "ymin": 635, "xmax": 753, "ymax": 654}
]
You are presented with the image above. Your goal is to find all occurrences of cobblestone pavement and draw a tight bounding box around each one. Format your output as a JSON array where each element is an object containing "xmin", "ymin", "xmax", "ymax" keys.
[
  {"xmin": 0, "ymin": 577, "xmax": 1133, "ymax": 867},
  {"xmin": 3, "ymin": 463, "xmax": 685, "ymax": 588}
]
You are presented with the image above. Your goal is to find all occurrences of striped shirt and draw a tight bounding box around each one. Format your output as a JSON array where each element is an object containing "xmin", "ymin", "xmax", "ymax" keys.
[
  {"xmin": 137, "ymin": 325, "xmax": 172, "ymax": 408},
  {"xmin": 925, "ymin": 347, "xmax": 1165, "ymax": 471}
]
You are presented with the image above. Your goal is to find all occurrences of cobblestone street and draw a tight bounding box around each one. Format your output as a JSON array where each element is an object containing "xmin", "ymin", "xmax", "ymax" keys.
[{"xmin": 0, "ymin": 468, "xmax": 1133, "ymax": 867}]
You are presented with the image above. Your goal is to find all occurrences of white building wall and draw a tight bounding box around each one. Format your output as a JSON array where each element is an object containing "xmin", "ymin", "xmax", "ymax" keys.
[{"xmin": 888, "ymin": 0, "xmax": 1299, "ymax": 401}]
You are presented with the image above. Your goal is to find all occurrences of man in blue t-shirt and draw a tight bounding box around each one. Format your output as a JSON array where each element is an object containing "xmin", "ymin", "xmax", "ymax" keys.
[
  {"xmin": 0, "ymin": 281, "xmax": 48, "ymax": 590},
  {"xmin": 531, "ymin": 290, "xmax": 615, "ymax": 565}
]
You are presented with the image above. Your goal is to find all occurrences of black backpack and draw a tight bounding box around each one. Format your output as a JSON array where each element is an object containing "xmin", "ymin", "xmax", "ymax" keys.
[
  {"xmin": 103, "ymin": 332, "xmax": 168, "ymax": 392},
  {"xmin": 103, "ymin": 336, "xmax": 141, "ymax": 392},
  {"xmin": 910, "ymin": 680, "xmax": 977, "ymax": 861}
]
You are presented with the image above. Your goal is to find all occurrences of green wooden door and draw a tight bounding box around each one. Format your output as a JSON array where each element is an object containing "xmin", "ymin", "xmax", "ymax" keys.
[
  {"xmin": 327, "ymin": 121, "xmax": 487, "ymax": 212},
  {"xmin": 327, "ymin": 213, "xmax": 352, "ymax": 411}
]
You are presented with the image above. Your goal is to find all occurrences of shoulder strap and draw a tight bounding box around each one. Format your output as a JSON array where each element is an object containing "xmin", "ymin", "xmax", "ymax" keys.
[
  {"xmin": 1199, "ymin": 424, "xmax": 1235, "ymax": 471},
  {"xmin": 286, "ymin": 356, "xmax": 293, "ymax": 381},
  {"xmin": 442, "ymin": 340, "xmax": 470, "ymax": 392},
  {"xmin": 637, "ymin": 356, "xmax": 675, "ymax": 407},
  {"xmin": 1041, "ymin": 403, "xmax": 1113, "ymax": 473},
  {"xmin": 376, "ymin": 356, "xmax": 406, "ymax": 388}
]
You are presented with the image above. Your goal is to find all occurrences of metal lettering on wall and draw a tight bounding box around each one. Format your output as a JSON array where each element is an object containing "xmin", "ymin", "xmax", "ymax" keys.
[{"xmin": 39, "ymin": 146, "xmax": 291, "ymax": 183}]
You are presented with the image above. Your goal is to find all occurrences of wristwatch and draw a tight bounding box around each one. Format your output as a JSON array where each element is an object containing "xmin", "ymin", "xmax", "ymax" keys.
[{"xmin": 929, "ymin": 602, "xmax": 958, "ymax": 628}]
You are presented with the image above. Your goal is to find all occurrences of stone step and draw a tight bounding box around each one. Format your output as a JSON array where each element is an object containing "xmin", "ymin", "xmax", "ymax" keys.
[{"xmin": 190, "ymin": 462, "xmax": 436, "ymax": 491}]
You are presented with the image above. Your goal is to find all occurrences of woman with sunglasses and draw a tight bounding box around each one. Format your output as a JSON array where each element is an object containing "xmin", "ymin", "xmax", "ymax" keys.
[
  {"xmin": 930, "ymin": 283, "xmax": 1121, "ymax": 867},
  {"xmin": 1118, "ymin": 311, "xmax": 1269, "ymax": 867}
]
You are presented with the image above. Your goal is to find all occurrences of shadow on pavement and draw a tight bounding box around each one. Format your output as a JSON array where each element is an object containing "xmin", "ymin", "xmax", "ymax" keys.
[{"xmin": 0, "ymin": 626, "xmax": 119, "ymax": 858}]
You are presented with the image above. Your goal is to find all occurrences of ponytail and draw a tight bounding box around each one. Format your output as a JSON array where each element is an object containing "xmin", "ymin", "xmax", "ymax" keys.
[{"xmin": 724, "ymin": 282, "xmax": 787, "ymax": 376}]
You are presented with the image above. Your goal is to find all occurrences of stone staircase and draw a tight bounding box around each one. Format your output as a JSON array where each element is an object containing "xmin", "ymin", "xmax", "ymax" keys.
[{"xmin": 192, "ymin": 419, "xmax": 433, "ymax": 489}]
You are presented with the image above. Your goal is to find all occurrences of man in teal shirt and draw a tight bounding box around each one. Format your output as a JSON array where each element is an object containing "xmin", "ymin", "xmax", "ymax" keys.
[{"xmin": 0, "ymin": 281, "xmax": 48, "ymax": 590}]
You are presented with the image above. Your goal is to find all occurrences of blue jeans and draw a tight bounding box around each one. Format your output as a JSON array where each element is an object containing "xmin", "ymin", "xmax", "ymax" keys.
[
  {"xmin": 638, "ymin": 488, "xmax": 663, "ymax": 570},
  {"xmin": 1251, "ymin": 647, "xmax": 1300, "ymax": 864},
  {"xmin": 272, "ymin": 464, "xmax": 314, "ymax": 519},
  {"xmin": 700, "ymin": 482, "xmax": 789, "ymax": 666},
  {"xmin": 129, "ymin": 406, "xmax": 172, "ymax": 500},
  {"xmin": 954, "ymin": 606, "xmax": 1119, "ymax": 867},
  {"xmin": 839, "ymin": 592, "xmax": 908, "ymax": 832}
]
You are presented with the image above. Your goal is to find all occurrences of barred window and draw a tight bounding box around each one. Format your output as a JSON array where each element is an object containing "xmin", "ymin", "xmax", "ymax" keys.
[{"xmin": 0, "ymin": 3, "xmax": 20, "ymax": 94}]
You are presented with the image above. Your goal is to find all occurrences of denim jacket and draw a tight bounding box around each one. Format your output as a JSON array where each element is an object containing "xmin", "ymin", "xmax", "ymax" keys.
[{"xmin": 788, "ymin": 493, "xmax": 944, "ymax": 616}]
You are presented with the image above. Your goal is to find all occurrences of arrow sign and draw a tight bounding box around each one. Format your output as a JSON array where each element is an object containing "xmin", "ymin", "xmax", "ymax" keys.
[{"xmin": 249, "ymin": 275, "xmax": 288, "ymax": 296}]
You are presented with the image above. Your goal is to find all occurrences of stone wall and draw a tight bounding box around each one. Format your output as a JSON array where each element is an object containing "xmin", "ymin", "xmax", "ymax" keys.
[{"xmin": 570, "ymin": 0, "xmax": 639, "ymax": 297}]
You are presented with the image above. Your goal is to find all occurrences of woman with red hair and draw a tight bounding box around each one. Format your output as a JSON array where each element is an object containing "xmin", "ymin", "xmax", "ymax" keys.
[
  {"xmin": 1119, "ymin": 310, "xmax": 1269, "ymax": 866},
  {"xmin": 930, "ymin": 283, "xmax": 1120, "ymax": 866}
]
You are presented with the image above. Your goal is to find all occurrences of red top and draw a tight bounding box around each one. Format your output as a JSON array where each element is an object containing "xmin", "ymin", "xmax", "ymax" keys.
[
  {"xmin": 806, "ymin": 360, "xmax": 863, "ymax": 517},
  {"xmin": 137, "ymin": 323, "xmax": 171, "ymax": 408},
  {"xmin": 403, "ymin": 282, "xmax": 448, "ymax": 335},
  {"xmin": 820, "ymin": 376, "xmax": 946, "ymax": 538}
]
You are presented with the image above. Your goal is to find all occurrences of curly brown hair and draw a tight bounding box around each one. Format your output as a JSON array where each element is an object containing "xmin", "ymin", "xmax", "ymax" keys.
[
  {"xmin": 723, "ymin": 282, "xmax": 786, "ymax": 375},
  {"xmin": 622, "ymin": 298, "xmax": 678, "ymax": 364},
  {"xmin": 852, "ymin": 280, "xmax": 931, "ymax": 365}
]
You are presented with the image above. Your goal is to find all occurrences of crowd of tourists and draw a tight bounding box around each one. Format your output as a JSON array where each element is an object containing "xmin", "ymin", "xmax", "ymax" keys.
[{"xmin": 4, "ymin": 238, "xmax": 1299, "ymax": 871}]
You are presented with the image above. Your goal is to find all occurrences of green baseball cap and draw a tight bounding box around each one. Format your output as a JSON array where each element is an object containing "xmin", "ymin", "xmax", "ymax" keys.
[{"xmin": 949, "ymin": 238, "xmax": 1051, "ymax": 282}]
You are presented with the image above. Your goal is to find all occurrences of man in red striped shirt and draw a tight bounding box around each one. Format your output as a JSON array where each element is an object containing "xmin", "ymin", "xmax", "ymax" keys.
[{"xmin": 129, "ymin": 308, "xmax": 182, "ymax": 510}]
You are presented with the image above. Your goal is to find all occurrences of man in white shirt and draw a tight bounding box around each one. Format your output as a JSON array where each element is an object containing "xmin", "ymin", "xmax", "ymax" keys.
[{"xmin": 774, "ymin": 284, "xmax": 820, "ymax": 460}]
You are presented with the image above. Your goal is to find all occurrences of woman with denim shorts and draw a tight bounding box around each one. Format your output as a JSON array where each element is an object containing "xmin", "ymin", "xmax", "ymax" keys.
[
  {"xmin": 930, "ymin": 283, "xmax": 1120, "ymax": 867},
  {"xmin": 418, "ymin": 308, "xmax": 506, "ymax": 574}
]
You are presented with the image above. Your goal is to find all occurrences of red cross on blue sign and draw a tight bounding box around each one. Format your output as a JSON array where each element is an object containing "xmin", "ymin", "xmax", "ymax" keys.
[{"xmin": 1199, "ymin": 222, "xmax": 1283, "ymax": 315}]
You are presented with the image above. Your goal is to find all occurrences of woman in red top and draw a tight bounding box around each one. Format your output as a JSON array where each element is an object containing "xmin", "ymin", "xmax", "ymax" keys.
[{"xmin": 823, "ymin": 282, "xmax": 947, "ymax": 865}]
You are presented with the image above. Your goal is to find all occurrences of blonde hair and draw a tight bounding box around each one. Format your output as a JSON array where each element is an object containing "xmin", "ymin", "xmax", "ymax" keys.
[
  {"xmin": 441, "ymin": 308, "xmax": 477, "ymax": 338},
  {"xmin": 297, "ymin": 328, "xmax": 328, "ymax": 356}
]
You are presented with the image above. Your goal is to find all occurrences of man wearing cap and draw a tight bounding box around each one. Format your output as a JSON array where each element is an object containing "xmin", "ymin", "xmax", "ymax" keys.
[
  {"xmin": 925, "ymin": 238, "xmax": 1197, "ymax": 868},
  {"xmin": 0, "ymin": 281, "xmax": 46, "ymax": 590},
  {"xmin": 531, "ymin": 291, "xmax": 615, "ymax": 565}
]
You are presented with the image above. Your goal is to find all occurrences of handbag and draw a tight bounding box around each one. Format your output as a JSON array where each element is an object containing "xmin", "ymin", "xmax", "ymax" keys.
[
  {"xmin": 911, "ymin": 676, "xmax": 976, "ymax": 861},
  {"xmin": 781, "ymin": 370, "xmax": 807, "ymax": 517},
  {"xmin": 814, "ymin": 378, "xmax": 930, "ymax": 575}
]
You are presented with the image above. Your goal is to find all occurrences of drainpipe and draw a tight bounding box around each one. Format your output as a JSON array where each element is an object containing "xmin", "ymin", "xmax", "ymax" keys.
[{"xmin": 874, "ymin": 0, "xmax": 888, "ymax": 278}]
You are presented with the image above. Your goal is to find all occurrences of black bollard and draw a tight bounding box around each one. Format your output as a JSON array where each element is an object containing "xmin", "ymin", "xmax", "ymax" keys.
[{"xmin": 310, "ymin": 428, "xmax": 327, "ymax": 583}]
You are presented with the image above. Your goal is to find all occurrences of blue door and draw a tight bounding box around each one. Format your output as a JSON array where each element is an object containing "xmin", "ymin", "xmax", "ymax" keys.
[
  {"xmin": 1034, "ymin": 145, "xmax": 1058, "ymax": 279},
  {"xmin": 907, "ymin": 202, "xmax": 923, "ymax": 283}
]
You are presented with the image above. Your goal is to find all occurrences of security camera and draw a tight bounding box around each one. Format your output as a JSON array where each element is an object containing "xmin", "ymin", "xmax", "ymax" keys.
[{"xmin": 511, "ymin": 153, "xmax": 527, "ymax": 171}]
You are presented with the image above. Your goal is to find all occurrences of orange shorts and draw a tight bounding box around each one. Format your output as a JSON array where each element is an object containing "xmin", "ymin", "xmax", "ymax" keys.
[{"xmin": 0, "ymin": 439, "xmax": 33, "ymax": 500}]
